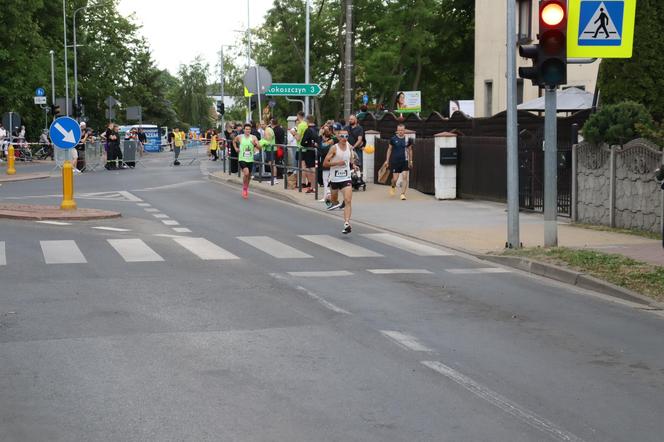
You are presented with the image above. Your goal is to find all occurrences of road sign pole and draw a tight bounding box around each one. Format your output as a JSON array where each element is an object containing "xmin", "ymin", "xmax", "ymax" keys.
[
  {"xmin": 256, "ymin": 65, "xmax": 262, "ymax": 123},
  {"xmin": 62, "ymin": 0, "xmax": 70, "ymax": 116},
  {"xmin": 305, "ymin": 0, "xmax": 310, "ymax": 116},
  {"xmin": 506, "ymin": 0, "xmax": 520, "ymax": 249},
  {"xmin": 544, "ymin": 86, "xmax": 558, "ymax": 247},
  {"xmin": 50, "ymin": 50, "xmax": 56, "ymax": 120}
]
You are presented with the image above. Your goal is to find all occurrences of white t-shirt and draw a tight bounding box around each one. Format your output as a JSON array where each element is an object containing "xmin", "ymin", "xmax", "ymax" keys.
[{"xmin": 329, "ymin": 144, "xmax": 352, "ymax": 183}]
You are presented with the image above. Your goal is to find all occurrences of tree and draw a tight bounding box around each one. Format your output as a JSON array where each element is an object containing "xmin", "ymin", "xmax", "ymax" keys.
[
  {"xmin": 598, "ymin": 0, "xmax": 664, "ymax": 121},
  {"xmin": 175, "ymin": 57, "xmax": 214, "ymax": 129},
  {"xmin": 582, "ymin": 101, "xmax": 653, "ymax": 146}
]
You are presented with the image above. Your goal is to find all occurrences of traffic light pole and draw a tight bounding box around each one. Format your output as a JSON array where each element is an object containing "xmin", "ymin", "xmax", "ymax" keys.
[
  {"xmin": 544, "ymin": 86, "xmax": 558, "ymax": 247},
  {"xmin": 506, "ymin": 0, "xmax": 520, "ymax": 249}
]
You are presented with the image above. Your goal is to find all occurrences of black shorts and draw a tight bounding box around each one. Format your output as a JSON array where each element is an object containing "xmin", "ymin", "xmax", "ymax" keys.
[
  {"xmin": 239, "ymin": 161, "xmax": 253, "ymax": 170},
  {"xmin": 301, "ymin": 149, "xmax": 316, "ymax": 168},
  {"xmin": 330, "ymin": 180, "xmax": 352, "ymax": 190},
  {"xmin": 390, "ymin": 161, "xmax": 410, "ymax": 174}
]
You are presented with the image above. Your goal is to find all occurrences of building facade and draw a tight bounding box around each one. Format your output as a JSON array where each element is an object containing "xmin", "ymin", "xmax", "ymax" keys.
[{"xmin": 474, "ymin": 0, "xmax": 600, "ymax": 117}]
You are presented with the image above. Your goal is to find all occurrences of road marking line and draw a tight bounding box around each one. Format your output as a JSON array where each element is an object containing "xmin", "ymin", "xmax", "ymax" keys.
[
  {"xmin": 107, "ymin": 239, "xmax": 164, "ymax": 262},
  {"xmin": 40, "ymin": 240, "xmax": 87, "ymax": 264},
  {"xmin": 172, "ymin": 237, "xmax": 239, "ymax": 260},
  {"xmin": 117, "ymin": 191, "xmax": 143, "ymax": 202},
  {"xmin": 153, "ymin": 214, "xmax": 169, "ymax": 219},
  {"xmin": 368, "ymin": 269, "xmax": 433, "ymax": 275},
  {"xmin": 362, "ymin": 233, "xmax": 454, "ymax": 256},
  {"xmin": 268, "ymin": 273, "xmax": 351, "ymax": 315},
  {"xmin": 288, "ymin": 271, "xmax": 353, "ymax": 277},
  {"xmin": 381, "ymin": 331, "xmax": 433, "ymax": 352},
  {"xmin": 421, "ymin": 361, "xmax": 585, "ymax": 442},
  {"xmin": 238, "ymin": 236, "xmax": 312, "ymax": 258},
  {"xmin": 144, "ymin": 208, "xmax": 159, "ymax": 212},
  {"xmin": 137, "ymin": 203, "xmax": 151, "ymax": 207},
  {"xmin": 162, "ymin": 220, "xmax": 180, "ymax": 226},
  {"xmin": 91, "ymin": 226, "xmax": 131, "ymax": 232},
  {"xmin": 299, "ymin": 235, "xmax": 382, "ymax": 258},
  {"xmin": 0, "ymin": 242, "xmax": 5, "ymax": 265},
  {"xmin": 153, "ymin": 234, "xmax": 187, "ymax": 238},
  {"xmin": 132, "ymin": 180, "xmax": 204, "ymax": 192},
  {"xmin": 173, "ymin": 228, "xmax": 192, "ymax": 233},
  {"xmin": 36, "ymin": 221, "xmax": 72, "ymax": 226},
  {"xmin": 446, "ymin": 268, "xmax": 511, "ymax": 274}
]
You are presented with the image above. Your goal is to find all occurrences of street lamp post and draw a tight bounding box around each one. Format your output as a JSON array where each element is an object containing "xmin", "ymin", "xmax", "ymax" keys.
[
  {"xmin": 305, "ymin": 0, "xmax": 310, "ymax": 116},
  {"xmin": 62, "ymin": 0, "xmax": 70, "ymax": 116},
  {"xmin": 73, "ymin": 6, "xmax": 87, "ymax": 120},
  {"xmin": 50, "ymin": 50, "xmax": 56, "ymax": 113}
]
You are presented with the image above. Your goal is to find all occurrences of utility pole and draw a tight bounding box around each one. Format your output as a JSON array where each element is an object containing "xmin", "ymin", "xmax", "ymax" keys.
[
  {"xmin": 62, "ymin": 0, "xmax": 70, "ymax": 116},
  {"xmin": 304, "ymin": 0, "xmax": 310, "ymax": 116},
  {"xmin": 343, "ymin": 0, "xmax": 353, "ymax": 119},
  {"xmin": 50, "ymin": 50, "xmax": 56, "ymax": 120},
  {"xmin": 220, "ymin": 45, "xmax": 225, "ymax": 129},
  {"xmin": 506, "ymin": 0, "xmax": 520, "ymax": 248},
  {"xmin": 544, "ymin": 86, "xmax": 558, "ymax": 247},
  {"xmin": 246, "ymin": 0, "xmax": 252, "ymax": 123}
]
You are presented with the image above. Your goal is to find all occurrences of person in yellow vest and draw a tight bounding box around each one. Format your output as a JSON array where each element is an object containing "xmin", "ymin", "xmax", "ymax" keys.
[
  {"xmin": 209, "ymin": 130, "xmax": 219, "ymax": 161},
  {"xmin": 173, "ymin": 127, "xmax": 184, "ymax": 166}
]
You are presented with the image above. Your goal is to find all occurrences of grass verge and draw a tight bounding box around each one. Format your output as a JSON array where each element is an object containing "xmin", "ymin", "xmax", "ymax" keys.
[
  {"xmin": 571, "ymin": 222, "xmax": 662, "ymax": 241},
  {"xmin": 503, "ymin": 247, "xmax": 664, "ymax": 302}
]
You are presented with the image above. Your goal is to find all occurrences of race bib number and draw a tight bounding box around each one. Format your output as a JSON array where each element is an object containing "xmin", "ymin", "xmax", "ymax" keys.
[
  {"xmin": 244, "ymin": 150, "xmax": 252, "ymax": 158},
  {"xmin": 334, "ymin": 170, "xmax": 348, "ymax": 178}
]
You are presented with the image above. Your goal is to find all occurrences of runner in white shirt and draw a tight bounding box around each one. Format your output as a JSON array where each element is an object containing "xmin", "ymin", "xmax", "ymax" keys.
[{"xmin": 323, "ymin": 128, "xmax": 357, "ymax": 234}]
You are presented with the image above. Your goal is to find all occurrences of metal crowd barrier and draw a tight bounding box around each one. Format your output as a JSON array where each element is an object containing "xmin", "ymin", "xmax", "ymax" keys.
[
  {"xmin": 223, "ymin": 143, "xmax": 320, "ymax": 201},
  {"xmin": 84, "ymin": 141, "xmax": 104, "ymax": 171}
]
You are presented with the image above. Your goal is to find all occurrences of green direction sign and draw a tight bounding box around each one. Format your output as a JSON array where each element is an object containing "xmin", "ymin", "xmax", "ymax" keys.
[{"xmin": 266, "ymin": 83, "xmax": 321, "ymax": 96}]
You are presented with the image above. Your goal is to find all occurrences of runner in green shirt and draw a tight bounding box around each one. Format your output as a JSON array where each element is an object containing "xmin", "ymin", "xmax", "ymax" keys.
[{"xmin": 233, "ymin": 123, "xmax": 260, "ymax": 199}]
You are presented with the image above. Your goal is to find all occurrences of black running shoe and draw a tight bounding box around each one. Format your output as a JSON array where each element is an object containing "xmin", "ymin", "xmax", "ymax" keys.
[{"xmin": 342, "ymin": 222, "xmax": 352, "ymax": 234}]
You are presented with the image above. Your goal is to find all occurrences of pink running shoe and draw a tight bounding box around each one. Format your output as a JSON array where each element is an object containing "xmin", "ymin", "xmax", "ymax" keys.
[{"xmin": 242, "ymin": 188, "xmax": 248, "ymax": 199}]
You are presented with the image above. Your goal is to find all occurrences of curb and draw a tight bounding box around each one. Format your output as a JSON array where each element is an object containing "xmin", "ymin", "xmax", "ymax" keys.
[
  {"xmin": 0, "ymin": 173, "xmax": 52, "ymax": 183},
  {"xmin": 206, "ymin": 172, "xmax": 663, "ymax": 310},
  {"xmin": 481, "ymin": 254, "xmax": 663, "ymax": 309},
  {"xmin": 0, "ymin": 207, "xmax": 121, "ymax": 221}
]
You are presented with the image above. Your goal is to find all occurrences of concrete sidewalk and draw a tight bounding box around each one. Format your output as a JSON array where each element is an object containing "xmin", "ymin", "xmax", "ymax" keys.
[{"xmin": 210, "ymin": 171, "xmax": 663, "ymax": 267}]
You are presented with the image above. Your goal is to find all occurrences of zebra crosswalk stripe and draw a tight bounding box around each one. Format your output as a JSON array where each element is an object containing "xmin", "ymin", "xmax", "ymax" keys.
[
  {"xmin": 0, "ymin": 242, "xmax": 5, "ymax": 266},
  {"xmin": 362, "ymin": 233, "xmax": 453, "ymax": 256},
  {"xmin": 172, "ymin": 237, "xmax": 239, "ymax": 260},
  {"xmin": 299, "ymin": 235, "xmax": 383, "ymax": 258},
  {"xmin": 40, "ymin": 240, "xmax": 87, "ymax": 264},
  {"xmin": 238, "ymin": 236, "xmax": 312, "ymax": 258},
  {"xmin": 107, "ymin": 239, "xmax": 164, "ymax": 262}
]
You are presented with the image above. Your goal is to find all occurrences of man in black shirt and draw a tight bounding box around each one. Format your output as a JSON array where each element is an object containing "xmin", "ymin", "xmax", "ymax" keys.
[
  {"xmin": 137, "ymin": 128, "xmax": 147, "ymax": 157},
  {"xmin": 383, "ymin": 123, "xmax": 414, "ymax": 200},
  {"xmin": 300, "ymin": 116, "xmax": 320, "ymax": 193},
  {"xmin": 344, "ymin": 114, "xmax": 365, "ymax": 167}
]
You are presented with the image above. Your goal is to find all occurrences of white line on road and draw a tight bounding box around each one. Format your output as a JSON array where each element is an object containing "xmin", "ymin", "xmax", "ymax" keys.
[
  {"xmin": 288, "ymin": 271, "xmax": 353, "ymax": 277},
  {"xmin": 381, "ymin": 331, "xmax": 433, "ymax": 352},
  {"xmin": 0, "ymin": 242, "xmax": 5, "ymax": 265},
  {"xmin": 172, "ymin": 228, "xmax": 192, "ymax": 233},
  {"xmin": 40, "ymin": 240, "xmax": 87, "ymax": 264},
  {"xmin": 362, "ymin": 233, "xmax": 454, "ymax": 256},
  {"xmin": 36, "ymin": 221, "xmax": 72, "ymax": 226},
  {"xmin": 91, "ymin": 226, "xmax": 131, "ymax": 232},
  {"xmin": 368, "ymin": 269, "xmax": 433, "ymax": 275},
  {"xmin": 299, "ymin": 235, "xmax": 382, "ymax": 258},
  {"xmin": 238, "ymin": 236, "xmax": 312, "ymax": 258},
  {"xmin": 132, "ymin": 180, "xmax": 204, "ymax": 192},
  {"xmin": 268, "ymin": 272, "xmax": 351, "ymax": 315},
  {"xmin": 446, "ymin": 268, "xmax": 511, "ymax": 274},
  {"xmin": 144, "ymin": 208, "xmax": 159, "ymax": 212},
  {"xmin": 162, "ymin": 220, "xmax": 180, "ymax": 226},
  {"xmin": 137, "ymin": 203, "xmax": 151, "ymax": 207},
  {"xmin": 172, "ymin": 237, "xmax": 239, "ymax": 260},
  {"xmin": 117, "ymin": 191, "xmax": 143, "ymax": 202},
  {"xmin": 421, "ymin": 361, "xmax": 585, "ymax": 442},
  {"xmin": 107, "ymin": 239, "xmax": 164, "ymax": 262},
  {"xmin": 153, "ymin": 214, "xmax": 169, "ymax": 219}
]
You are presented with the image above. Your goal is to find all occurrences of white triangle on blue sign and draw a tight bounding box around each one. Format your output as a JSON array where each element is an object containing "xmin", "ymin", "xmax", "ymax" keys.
[{"xmin": 580, "ymin": 2, "xmax": 621, "ymax": 40}]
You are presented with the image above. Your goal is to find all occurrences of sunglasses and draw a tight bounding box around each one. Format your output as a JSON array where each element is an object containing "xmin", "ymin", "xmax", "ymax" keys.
[{"xmin": 339, "ymin": 134, "xmax": 349, "ymax": 138}]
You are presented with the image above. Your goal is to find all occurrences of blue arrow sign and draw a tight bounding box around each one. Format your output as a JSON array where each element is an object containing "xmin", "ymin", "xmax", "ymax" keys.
[
  {"xmin": 49, "ymin": 117, "xmax": 81, "ymax": 149},
  {"xmin": 35, "ymin": 87, "xmax": 46, "ymax": 97}
]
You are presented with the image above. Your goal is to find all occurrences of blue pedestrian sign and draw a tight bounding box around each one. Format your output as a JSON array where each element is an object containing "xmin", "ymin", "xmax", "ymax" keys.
[
  {"xmin": 578, "ymin": 1, "xmax": 623, "ymax": 46},
  {"xmin": 35, "ymin": 87, "xmax": 46, "ymax": 97},
  {"xmin": 568, "ymin": 0, "xmax": 636, "ymax": 58},
  {"xmin": 49, "ymin": 117, "xmax": 81, "ymax": 149}
]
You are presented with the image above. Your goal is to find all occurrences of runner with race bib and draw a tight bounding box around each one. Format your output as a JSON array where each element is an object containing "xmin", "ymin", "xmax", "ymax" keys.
[
  {"xmin": 323, "ymin": 128, "xmax": 357, "ymax": 234},
  {"xmin": 233, "ymin": 123, "xmax": 260, "ymax": 199}
]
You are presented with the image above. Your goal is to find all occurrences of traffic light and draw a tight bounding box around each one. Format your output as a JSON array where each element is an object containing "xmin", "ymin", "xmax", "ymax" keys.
[
  {"xmin": 539, "ymin": 0, "xmax": 567, "ymax": 87},
  {"xmin": 216, "ymin": 101, "xmax": 225, "ymax": 116},
  {"xmin": 519, "ymin": 0, "xmax": 567, "ymax": 88}
]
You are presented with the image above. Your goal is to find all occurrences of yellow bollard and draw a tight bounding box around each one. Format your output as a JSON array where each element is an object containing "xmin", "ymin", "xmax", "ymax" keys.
[
  {"xmin": 6, "ymin": 145, "xmax": 16, "ymax": 175},
  {"xmin": 60, "ymin": 160, "xmax": 77, "ymax": 210}
]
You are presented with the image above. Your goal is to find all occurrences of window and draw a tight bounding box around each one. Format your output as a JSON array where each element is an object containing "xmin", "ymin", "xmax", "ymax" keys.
[
  {"xmin": 517, "ymin": 0, "xmax": 532, "ymax": 42},
  {"xmin": 485, "ymin": 81, "xmax": 493, "ymax": 117},
  {"xmin": 517, "ymin": 79, "xmax": 524, "ymax": 105}
]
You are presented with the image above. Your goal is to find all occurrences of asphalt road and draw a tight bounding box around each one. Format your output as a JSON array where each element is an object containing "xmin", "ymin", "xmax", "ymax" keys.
[{"xmin": 1, "ymin": 153, "xmax": 663, "ymax": 442}]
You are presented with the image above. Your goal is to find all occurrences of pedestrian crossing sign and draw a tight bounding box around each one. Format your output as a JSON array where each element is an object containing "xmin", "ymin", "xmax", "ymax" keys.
[{"xmin": 567, "ymin": 0, "xmax": 637, "ymax": 58}]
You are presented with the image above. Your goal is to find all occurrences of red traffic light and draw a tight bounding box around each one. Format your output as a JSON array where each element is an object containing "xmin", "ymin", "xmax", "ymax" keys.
[{"xmin": 541, "ymin": 3, "xmax": 565, "ymax": 26}]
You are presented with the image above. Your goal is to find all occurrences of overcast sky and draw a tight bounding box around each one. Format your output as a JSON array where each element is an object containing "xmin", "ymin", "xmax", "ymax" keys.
[{"xmin": 118, "ymin": 0, "xmax": 274, "ymax": 76}]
